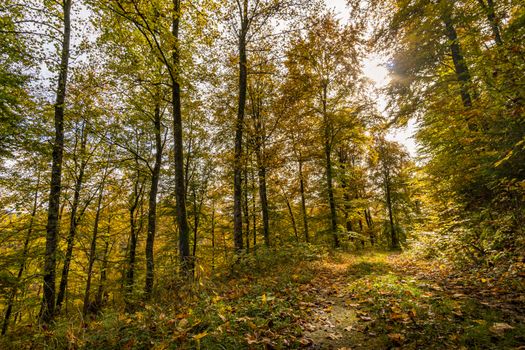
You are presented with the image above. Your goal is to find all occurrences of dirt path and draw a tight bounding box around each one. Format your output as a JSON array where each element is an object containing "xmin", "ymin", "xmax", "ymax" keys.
[{"xmin": 297, "ymin": 252, "xmax": 525, "ymax": 350}]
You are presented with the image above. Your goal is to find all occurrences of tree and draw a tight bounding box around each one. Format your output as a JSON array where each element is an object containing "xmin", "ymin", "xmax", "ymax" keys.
[
  {"xmin": 0, "ymin": 1, "xmax": 31, "ymax": 158},
  {"xmin": 284, "ymin": 13, "xmax": 363, "ymax": 247},
  {"xmin": 370, "ymin": 137, "xmax": 412, "ymax": 250},
  {"xmin": 41, "ymin": 0, "xmax": 72, "ymax": 323},
  {"xmin": 227, "ymin": 0, "xmax": 319, "ymax": 252},
  {"xmin": 375, "ymin": 0, "xmax": 525, "ymax": 256}
]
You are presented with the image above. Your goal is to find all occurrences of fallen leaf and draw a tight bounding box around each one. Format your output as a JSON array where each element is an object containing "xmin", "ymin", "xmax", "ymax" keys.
[
  {"xmin": 327, "ymin": 332, "xmax": 342, "ymax": 340},
  {"xmin": 193, "ymin": 331, "xmax": 207, "ymax": 341},
  {"xmin": 388, "ymin": 333, "xmax": 405, "ymax": 345},
  {"xmin": 178, "ymin": 319, "xmax": 188, "ymax": 329},
  {"xmin": 489, "ymin": 322, "xmax": 514, "ymax": 336}
]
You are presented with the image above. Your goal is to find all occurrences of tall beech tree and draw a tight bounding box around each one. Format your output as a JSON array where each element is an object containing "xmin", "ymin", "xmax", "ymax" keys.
[
  {"xmin": 103, "ymin": 0, "xmax": 191, "ymax": 275},
  {"xmin": 41, "ymin": 0, "xmax": 72, "ymax": 323}
]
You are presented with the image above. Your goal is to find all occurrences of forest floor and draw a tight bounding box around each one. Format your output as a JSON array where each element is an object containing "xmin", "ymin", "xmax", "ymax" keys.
[
  {"xmin": 298, "ymin": 251, "xmax": 525, "ymax": 349},
  {"xmin": 4, "ymin": 246, "xmax": 525, "ymax": 349}
]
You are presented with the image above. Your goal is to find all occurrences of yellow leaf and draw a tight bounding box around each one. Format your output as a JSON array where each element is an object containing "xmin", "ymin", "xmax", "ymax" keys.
[{"xmin": 193, "ymin": 331, "xmax": 207, "ymax": 341}]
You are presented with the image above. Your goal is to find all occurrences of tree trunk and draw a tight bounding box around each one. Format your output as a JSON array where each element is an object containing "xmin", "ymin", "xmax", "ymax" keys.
[
  {"xmin": 243, "ymin": 163, "xmax": 250, "ymax": 253},
  {"xmin": 358, "ymin": 218, "xmax": 365, "ymax": 247},
  {"xmin": 83, "ymin": 166, "xmax": 108, "ymax": 316},
  {"xmin": 56, "ymin": 123, "xmax": 89, "ymax": 312},
  {"xmin": 385, "ymin": 172, "xmax": 399, "ymax": 249},
  {"xmin": 298, "ymin": 159, "xmax": 309, "ymax": 242},
  {"xmin": 365, "ymin": 209, "xmax": 375, "ymax": 246},
  {"xmin": 283, "ymin": 190, "xmax": 298, "ymax": 241},
  {"xmin": 211, "ymin": 206, "xmax": 216, "ymax": 271},
  {"xmin": 252, "ymin": 168, "xmax": 257, "ymax": 249},
  {"xmin": 477, "ymin": 0, "xmax": 503, "ymax": 46},
  {"xmin": 172, "ymin": 0, "xmax": 191, "ymax": 276},
  {"xmin": 234, "ymin": 0, "xmax": 249, "ymax": 253},
  {"xmin": 41, "ymin": 0, "xmax": 72, "ymax": 324},
  {"xmin": 255, "ymin": 130, "xmax": 269, "ymax": 247},
  {"xmin": 2, "ymin": 173, "xmax": 40, "ymax": 334},
  {"xmin": 95, "ymin": 216, "xmax": 111, "ymax": 308},
  {"xmin": 441, "ymin": 2, "xmax": 473, "ymax": 108},
  {"xmin": 338, "ymin": 148, "xmax": 354, "ymax": 240},
  {"xmin": 322, "ymin": 84, "xmax": 339, "ymax": 247},
  {"xmin": 191, "ymin": 187, "xmax": 199, "ymax": 260},
  {"xmin": 125, "ymin": 171, "xmax": 144, "ymax": 302},
  {"xmin": 145, "ymin": 103, "xmax": 163, "ymax": 298}
]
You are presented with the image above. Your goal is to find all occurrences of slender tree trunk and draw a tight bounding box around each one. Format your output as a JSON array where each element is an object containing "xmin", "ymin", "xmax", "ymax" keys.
[
  {"xmin": 95, "ymin": 215, "xmax": 111, "ymax": 308},
  {"xmin": 211, "ymin": 205, "xmax": 216, "ymax": 271},
  {"xmin": 255, "ymin": 135, "xmax": 269, "ymax": 247},
  {"xmin": 2, "ymin": 173, "xmax": 40, "ymax": 334},
  {"xmin": 298, "ymin": 159, "xmax": 309, "ymax": 242},
  {"xmin": 56, "ymin": 124, "xmax": 88, "ymax": 311},
  {"xmin": 338, "ymin": 148, "xmax": 355, "ymax": 240},
  {"xmin": 145, "ymin": 104, "xmax": 163, "ymax": 298},
  {"xmin": 365, "ymin": 209, "xmax": 375, "ymax": 246},
  {"xmin": 125, "ymin": 171, "xmax": 144, "ymax": 303},
  {"xmin": 243, "ymin": 163, "xmax": 250, "ymax": 253},
  {"xmin": 251, "ymin": 168, "xmax": 257, "ymax": 250},
  {"xmin": 441, "ymin": 2, "xmax": 473, "ymax": 108},
  {"xmin": 234, "ymin": 0, "xmax": 249, "ymax": 253},
  {"xmin": 191, "ymin": 187, "xmax": 199, "ymax": 259},
  {"xmin": 477, "ymin": 0, "xmax": 503, "ymax": 45},
  {"xmin": 41, "ymin": 0, "xmax": 72, "ymax": 324},
  {"xmin": 83, "ymin": 169, "xmax": 108, "ymax": 316},
  {"xmin": 172, "ymin": 0, "xmax": 191, "ymax": 276},
  {"xmin": 250, "ymin": 95, "xmax": 270, "ymax": 247},
  {"xmin": 385, "ymin": 172, "xmax": 399, "ymax": 249},
  {"xmin": 358, "ymin": 218, "xmax": 365, "ymax": 247},
  {"xmin": 283, "ymin": 190, "xmax": 298, "ymax": 241},
  {"xmin": 322, "ymin": 84, "xmax": 339, "ymax": 247}
]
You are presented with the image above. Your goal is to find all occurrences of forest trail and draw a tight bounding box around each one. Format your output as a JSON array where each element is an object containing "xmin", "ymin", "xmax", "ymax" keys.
[{"xmin": 297, "ymin": 251, "xmax": 525, "ymax": 350}]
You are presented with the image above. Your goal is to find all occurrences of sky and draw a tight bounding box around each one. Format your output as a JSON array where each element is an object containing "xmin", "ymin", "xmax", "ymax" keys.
[{"xmin": 325, "ymin": 0, "xmax": 418, "ymax": 156}]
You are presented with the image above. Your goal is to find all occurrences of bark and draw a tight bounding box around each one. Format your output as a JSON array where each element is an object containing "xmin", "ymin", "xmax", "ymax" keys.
[
  {"xmin": 145, "ymin": 103, "xmax": 163, "ymax": 298},
  {"xmin": 82, "ymin": 186, "xmax": 103, "ymax": 316},
  {"xmin": 251, "ymin": 168, "xmax": 257, "ymax": 249},
  {"xmin": 298, "ymin": 159, "xmax": 309, "ymax": 242},
  {"xmin": 125, "ymin": 170, "xmax": 144, "ymax": 301},
  {"xmin": 56, "ymin": 123, "xmax": 89, "ymax": 311},
  {"xmin": 283, "ymin": 190, "xmax": 299, "ymax": 241},
  {"xmin": 191, "ymin": 187, "xmax": 201, "ymax": 259},
  {"xmin": 441, "ymin": 2, "xmax": 473, "ymax": 108},
  {"xmin": 385, "ymin": 171, "xmax": 399, "ymax": 249},
  {"xmin": 338, "ymin": 148, "xmax": 354, "ymax": 239},
  {"xmin": 358, "ymin": 218, "xmax": 365, "ymax": 247},
  {"xmin": 95, "ymin": 217, "xmax": 111, "ymax": 308},
  {"xmin": 322, "ymin": 84, "xmax": 339, "ymax": 247},
  {"xmin": 253, "ymin": 111, "xmax": 270, "ymax": 247},
  {"xmin": 172, "ymin": 0, "xmax": 191, "ymax": 275},
  {"xmin": 2, "ymin": 173, "xmax": 40, "ymax": 334},
  {"xmin": 211, "ymin": 206, "xmax": 216, "ymax": 271},
  {"xmin": 365, "ymin": 209, "xmax": 375, "ymax": 246},
  {"xmin": 82, "ymin": 161, "xmax": 109, "ymax": 316},
  {"xmin": 41, "ymin": 0, "xmax": 72, "ymax": 324},
  {"xmin": 234, "ymin": 0, "xmax": 249, "ymax": 253},
  {"xmin": 243, "ymin": 163, "xmax": 250, "ymax": 253},
  {"xmin": 477, "ymin": 0, "xmax": 503, "ymax": 46}
]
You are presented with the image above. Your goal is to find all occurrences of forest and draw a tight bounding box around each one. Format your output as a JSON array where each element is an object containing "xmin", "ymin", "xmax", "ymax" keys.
[{"xmin": 0, "ymin": 0, "xmax": 524, "ymax": 348}]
